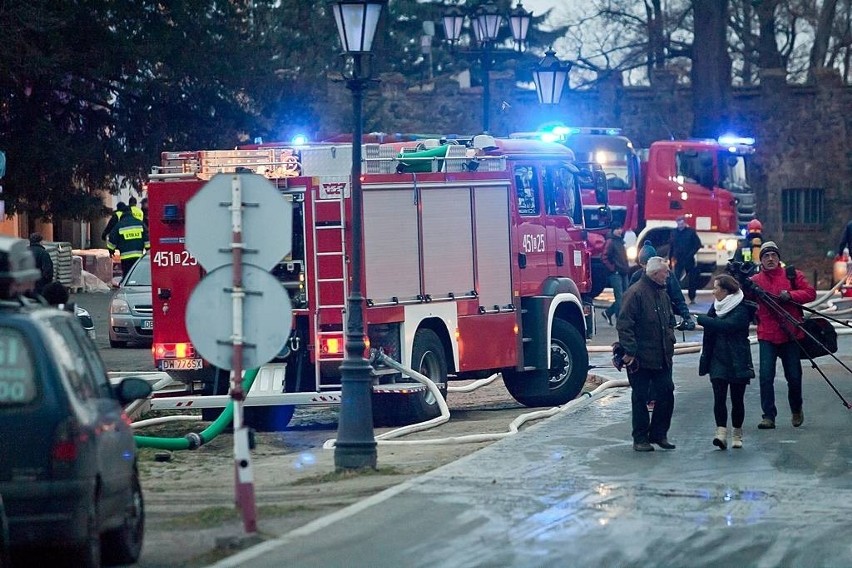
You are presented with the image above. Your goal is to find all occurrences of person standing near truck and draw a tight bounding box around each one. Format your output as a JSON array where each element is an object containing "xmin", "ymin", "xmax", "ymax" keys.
[
  {"xmin": 616, "ymin": 256, "xmax": 677, "ymax": 452},
  {"xmin": 669, "ymin": 215, "xmax": 703, "ymax": 304},
  {"xmin": 697, "ymin": 274, "xmax": 756, "ymax": 449},
  {"xmin": 107, "ymin": 206, "xmax": 149, "ymax": 277},
  {"xmin": 600, "ymin": 221, "xmax": 630, "ymax": 325},
  {"xmin": 748, "ymin": 241, "xmax": 816, "ymax": 430},
  {"xmin": 28, "ymin": 233, "xmax": 54, "ymax": 295}
]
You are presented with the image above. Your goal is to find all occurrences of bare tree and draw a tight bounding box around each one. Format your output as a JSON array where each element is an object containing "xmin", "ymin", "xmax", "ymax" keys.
[
  {"xmin": 692, "ymin": 0, "xmax": 731, "ymax": 138},
  {"xmin": 808, "ymin": 0, "xmax": 840, "ymax": 79}
]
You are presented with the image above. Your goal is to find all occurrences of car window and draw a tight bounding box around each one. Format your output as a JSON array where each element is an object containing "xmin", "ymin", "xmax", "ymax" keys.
[
  {"xmin": 64, "ymin": 317, "xmax": 112, "ymax": 398},
  {"xmin": 0, "ymin": 327, "xmax": 37, "ymax": 406},
  {"xmin": 44, "ymin": 318, "xmax": 99, "ymax": 401},
  {"xmin": 124, "ymin": 255, "xmax": 150, "ymax": 287}
]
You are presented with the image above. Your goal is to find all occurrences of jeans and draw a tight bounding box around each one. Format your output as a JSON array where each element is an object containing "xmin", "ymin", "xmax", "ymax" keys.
[
  {"xmin": 711, "ymin": 379, "xmax": 747, "ymax": 428},
  {"xmin": 605, "ymin": 273, "xmax": 627, "ymax": 319},
  {"xmin": 758, "ymin": 340, "xmax": 803, "ymax": 420},
  {"xmin": 627, "ymin": 366, "xmax": 674, "ymax": 443}
]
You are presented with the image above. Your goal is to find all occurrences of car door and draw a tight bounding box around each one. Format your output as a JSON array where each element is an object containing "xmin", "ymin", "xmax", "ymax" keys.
[
  {"xmin": 543, "ymin": 164, "xmax": 588, "ymax": 284},
  {"xmin": 51, "ymin": 316, "xmax": 134, "ymax": 518},
  {"xmin": 512, "ymin": 164, "xmax": 549, "ymax": 296}
]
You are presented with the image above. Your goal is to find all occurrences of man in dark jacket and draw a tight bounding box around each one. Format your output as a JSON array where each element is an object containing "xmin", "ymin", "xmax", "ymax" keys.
[
  {"xmin": 107, "ymin": 208, "xmax": 149, "ymax": 276},
  {"xmin": 601, "ymin": 222, "xmax": 630, "ymax": 325},
  {"xmin": 616, "ymin": 256, "xmax": 677, "ymax": 451},
  {"xmin": 669, "ymin": 215, "xmax": 703, "ymax": 304},
  {"xmin": 28, "ymin": 233, "xmax": 54, "ymax": 295},
  {"xmin": 749, "ymin": 241, "xmax": 816, "ymax": 430}
]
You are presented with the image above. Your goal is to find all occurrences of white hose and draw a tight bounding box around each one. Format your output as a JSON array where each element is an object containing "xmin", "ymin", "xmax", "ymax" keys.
[
  {"xmin": 132, "ymin": 414, "xmax": 203, "ymax": 429},
  {"xmin": 322, "ymin": 349, "xmax": 630, "ymax": 449},
  {"xmin": 447, "ymin": 374, "xmax": 499, "ymax": 393},
  {"xmin": 369, "ymin": 379, "xmax": 629, "ymax": 446}
]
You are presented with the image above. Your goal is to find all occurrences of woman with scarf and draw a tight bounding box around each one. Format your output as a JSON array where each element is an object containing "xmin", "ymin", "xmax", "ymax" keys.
[{"xmin": 697, "ymin": 274, "xmax": 757, "ymax": 449}]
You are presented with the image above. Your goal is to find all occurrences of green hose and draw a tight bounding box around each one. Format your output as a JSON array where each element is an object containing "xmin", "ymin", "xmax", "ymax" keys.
[{"xmin": 134, "ymin": 368, "xmax": 259, "ymax": 450}]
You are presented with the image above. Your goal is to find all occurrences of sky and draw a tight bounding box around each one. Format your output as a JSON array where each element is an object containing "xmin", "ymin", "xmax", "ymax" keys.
[{"xmin": 520, "ymin": 0, "xmax": 570, "ymax": 22}]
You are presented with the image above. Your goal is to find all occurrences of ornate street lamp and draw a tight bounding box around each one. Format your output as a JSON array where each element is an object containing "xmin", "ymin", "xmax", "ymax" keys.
[
  {"xmin": 331, "ymin": 0, "xmax": 385, "ymax": 471},
  {"xmin": 532, "ymin": 49, "xmax": 570, "ymax": 105},
  {"xmin": 441, "ymin": 1, "xmax": 532, "ymax": 133}
]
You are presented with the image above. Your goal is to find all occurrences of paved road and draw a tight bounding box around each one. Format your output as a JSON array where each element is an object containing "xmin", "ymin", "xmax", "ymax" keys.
[{"xmin": 214, "ymin": 331, "xmax": 852, "ymax": 567}]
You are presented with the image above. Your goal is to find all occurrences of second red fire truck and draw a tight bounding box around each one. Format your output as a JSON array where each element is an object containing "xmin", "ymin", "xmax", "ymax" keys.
[
  {"xmin": 146, "ymin": 135, "xmax": 595, "ymax": 428},
  {"xmin": 515, "ymin": 127, "xmax": 755, "ymax": 297}
]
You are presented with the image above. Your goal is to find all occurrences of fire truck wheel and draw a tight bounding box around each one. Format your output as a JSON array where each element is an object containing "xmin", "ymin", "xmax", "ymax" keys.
[
  {"xmin": 372, "ymin": 328, "xmax": 447, "ymax": 427},
  {"xmin": 502, "ymin": 319, "xmax": 588, "ymax": 407}
]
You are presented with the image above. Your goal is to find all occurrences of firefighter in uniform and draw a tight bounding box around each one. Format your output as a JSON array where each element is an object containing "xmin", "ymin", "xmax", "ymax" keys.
[
  {"xmin": 107, "ymin": 206, "xmax": 149, "ymax": 276},
  {"xmin": 128, "ymin": 196, "xmax": 145, "ymax": 223},
  {"xmin": 733, "ymin": 218, "xmax": 765, "ymax": 266}
]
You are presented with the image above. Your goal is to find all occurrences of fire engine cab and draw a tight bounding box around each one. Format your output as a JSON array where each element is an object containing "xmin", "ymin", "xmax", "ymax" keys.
[
  {"xmin": 514, "ymin": 127, "xmax": 755, "ymax": 295},
  {"xmin": 147, "ymin": 135, "xmax": 593, "ymax": 428}
]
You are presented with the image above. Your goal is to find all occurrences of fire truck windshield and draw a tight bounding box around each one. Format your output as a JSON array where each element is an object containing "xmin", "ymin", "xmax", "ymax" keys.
[
  {"xmin": 718, "ymin": 153, "xmax": 750, "ymax": 192},
  {"xmin": 574, "ymin": 153, "xmax": 633, "ymax": 191}
]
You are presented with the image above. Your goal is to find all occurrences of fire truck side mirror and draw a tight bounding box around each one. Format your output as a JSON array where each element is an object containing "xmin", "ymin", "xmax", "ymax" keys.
[
  {"xmin": 698, "ymin": 156, "xmax": 714, "ymax": 189},
  {"xmin": 594, "ymin": 171, "xmax": 608, "ymax": 205}
]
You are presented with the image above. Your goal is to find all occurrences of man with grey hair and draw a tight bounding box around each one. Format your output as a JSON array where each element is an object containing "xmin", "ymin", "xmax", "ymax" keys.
[{"xmin": 616, "ymin": 256, "xmax": 678, "ymax": 451}]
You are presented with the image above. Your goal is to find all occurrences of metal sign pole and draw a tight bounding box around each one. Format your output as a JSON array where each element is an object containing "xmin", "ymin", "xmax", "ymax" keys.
[
  {"xmin": 229, "ymin": 175, "xmax": 257, "ymax": 533},
  {"xmin": 185, "ymin": 171, "xmax": 292, "ymax": 534}
]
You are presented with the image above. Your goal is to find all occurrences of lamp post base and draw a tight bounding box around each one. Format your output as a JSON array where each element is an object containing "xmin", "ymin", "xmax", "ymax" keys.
[{"xmin": 334, "ymin": 441, "xmax": 378, "ymax": 471}]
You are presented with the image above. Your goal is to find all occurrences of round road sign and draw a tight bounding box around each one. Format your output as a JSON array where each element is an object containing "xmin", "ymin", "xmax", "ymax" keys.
[{"xmin": 185, "ymin": 264, "xmax": 292, "ymax": 371}]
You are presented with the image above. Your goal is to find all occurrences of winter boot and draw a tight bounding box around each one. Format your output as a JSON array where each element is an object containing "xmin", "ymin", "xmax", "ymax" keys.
[
  {"xmin": 713, "ymin": 426, "xmax": 728, "ymax": 450},
  {"xmin": 732, "ymin": 428, "xmax": 743, "ymax": 449}
]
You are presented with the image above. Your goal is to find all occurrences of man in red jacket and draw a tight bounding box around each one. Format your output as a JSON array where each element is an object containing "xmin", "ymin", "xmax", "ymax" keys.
[{"xmin": 749, "ymin": 241, "xmax": 816, "ymax": 430}]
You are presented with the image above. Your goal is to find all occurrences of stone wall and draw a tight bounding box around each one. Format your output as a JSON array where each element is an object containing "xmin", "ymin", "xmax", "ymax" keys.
[{"xmin": 315, "ymin": 69, "xmax": 851, "ymax": 287}]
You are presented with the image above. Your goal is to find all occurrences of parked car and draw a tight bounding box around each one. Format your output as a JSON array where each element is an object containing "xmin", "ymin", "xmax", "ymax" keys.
[
  {"xmin": 0, "ymin": 235, "xmax": 152, "ymax": 567},
  {"xmin": 108, "ymin": 254, "xmax": 152, "ymax": 348}
]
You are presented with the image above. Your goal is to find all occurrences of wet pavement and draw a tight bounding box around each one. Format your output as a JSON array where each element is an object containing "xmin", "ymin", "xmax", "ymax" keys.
[{"xmin": 213, "ymin": 291, "xmax": 852, "ymax": 568}]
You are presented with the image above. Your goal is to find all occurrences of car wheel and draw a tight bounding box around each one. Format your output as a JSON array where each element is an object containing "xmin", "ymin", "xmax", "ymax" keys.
[
  {"xmin": 109, "ymin": 339, "xmax": 128, "ymax": 348},
  {"xmin": 69, "ymin": 500, "xmax": 101, "ymax": 568},
  {"xmin": 102, "ymin": 471, "xmax": 145, "ymax": 565}
]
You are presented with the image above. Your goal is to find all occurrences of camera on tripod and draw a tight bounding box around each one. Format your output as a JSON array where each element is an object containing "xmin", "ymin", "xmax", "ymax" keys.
[{"xmin": 725, "ymin": 260, "xmax": 763, "ymax": 296}]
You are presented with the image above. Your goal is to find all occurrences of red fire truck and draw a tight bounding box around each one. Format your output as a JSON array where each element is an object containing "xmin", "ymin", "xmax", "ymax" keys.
[
  {"xmin": 146, "ymin": 135, "xmax": 594, "ymax": 428},
  {"xmin": 515, "ymin": 128, "xmax": 754, "ymax": 295}
]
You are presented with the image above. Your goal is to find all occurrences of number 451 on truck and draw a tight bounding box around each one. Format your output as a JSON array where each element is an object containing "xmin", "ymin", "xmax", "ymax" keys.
[{"xmin": 146, "ymin": 135, "xmax": 596, "ymax": 428}]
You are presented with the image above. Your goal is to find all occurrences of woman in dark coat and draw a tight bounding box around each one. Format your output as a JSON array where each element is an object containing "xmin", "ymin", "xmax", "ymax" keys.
[{"xmin": 697, "ymin": 274, "xmax": 757, "ymax": 449}]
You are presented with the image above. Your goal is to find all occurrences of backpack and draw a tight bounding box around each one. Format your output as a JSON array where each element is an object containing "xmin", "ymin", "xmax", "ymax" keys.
[{"xmin": 786, "ymin": 265, "xmax": 837, "ymax": 359}]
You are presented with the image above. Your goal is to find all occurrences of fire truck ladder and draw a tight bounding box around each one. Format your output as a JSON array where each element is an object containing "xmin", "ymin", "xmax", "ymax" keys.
[{"xmin": 311, "ymin": 188, "xmax": 348, "ymax": 390}]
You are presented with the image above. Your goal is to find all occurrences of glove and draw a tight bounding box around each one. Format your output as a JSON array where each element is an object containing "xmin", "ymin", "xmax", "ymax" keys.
[
  {"xmin": 779, "ymin": 290, "xmax": 792, "ymax": 302},
  {"xmin": 682, "ymin": 318, "xmax": 696, "ymax": 331}
]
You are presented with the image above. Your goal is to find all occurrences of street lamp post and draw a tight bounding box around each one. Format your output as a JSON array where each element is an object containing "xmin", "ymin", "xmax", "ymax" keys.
[
  {"xmin": 331, "ymin": 0, "xmax": 385, "ymax": 471},
  {"xmin": 532, "ymin": 49, "xmax": 570, "ymax": 105},
  {"xmin": 442, "ymin": 1, "xmax": 532, "ymax": 133}
]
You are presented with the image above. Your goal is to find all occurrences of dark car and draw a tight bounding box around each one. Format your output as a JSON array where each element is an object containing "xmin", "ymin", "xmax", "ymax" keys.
[
  {"xmin": 108, "ymin": 254, "xmax": 152, "ymax": 348},
  {"xmin": 0, "ymin": 236, "xmax": 151, "ymax": 567}
]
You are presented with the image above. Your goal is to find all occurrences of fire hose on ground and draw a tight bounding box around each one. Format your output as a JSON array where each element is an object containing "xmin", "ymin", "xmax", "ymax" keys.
[{"xmin": 132, "ymin": 369, "xmax": 258, "ymax": 450}]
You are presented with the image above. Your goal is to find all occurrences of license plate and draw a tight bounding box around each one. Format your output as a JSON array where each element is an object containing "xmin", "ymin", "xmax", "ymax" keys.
[
  {"xmin": 142, "ymin": 319, "xmax": 153, "ymax": 329},
  {"xmin": 160, "ymin": 359, "xmax": 202, "ymax": 371}
]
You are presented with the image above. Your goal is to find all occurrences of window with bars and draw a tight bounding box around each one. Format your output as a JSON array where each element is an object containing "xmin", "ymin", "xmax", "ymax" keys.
[{"xmin": 781, "ymin": 188, "xmax": 825, "ymax": 227}]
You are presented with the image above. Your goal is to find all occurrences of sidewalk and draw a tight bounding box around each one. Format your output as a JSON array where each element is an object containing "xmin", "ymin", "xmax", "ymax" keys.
[{"xmin": 214, "ymin": 330, "xmax": 852, "ymax": 567}]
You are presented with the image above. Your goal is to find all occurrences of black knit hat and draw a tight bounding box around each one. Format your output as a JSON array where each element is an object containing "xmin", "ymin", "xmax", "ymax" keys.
[
  {"xmin": 638, "ymin": 241, "xmax": 657, "ymax": 265},
  {"xmin": 759, "ymin": 241, "xmax": 781, "ymax": 259}
]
